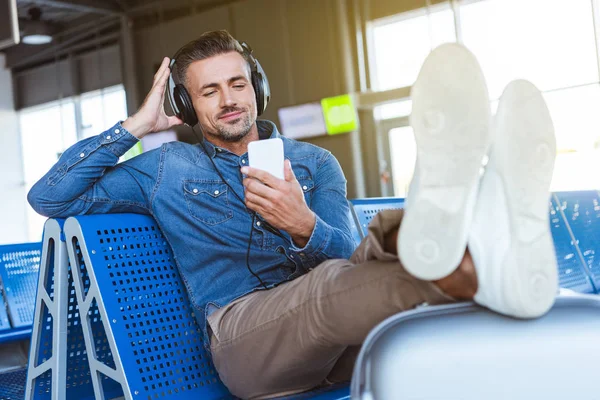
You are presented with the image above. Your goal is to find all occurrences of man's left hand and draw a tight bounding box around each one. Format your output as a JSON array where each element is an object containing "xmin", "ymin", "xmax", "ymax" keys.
[{"xmin": 241, "ymin": 160, "xmax": 316, "ymax": 248}]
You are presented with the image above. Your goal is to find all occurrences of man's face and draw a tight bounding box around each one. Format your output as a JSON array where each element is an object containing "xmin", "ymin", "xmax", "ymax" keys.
[{"xmin": 186, "ymin": 52, "xmax": 257, "ymax": 142}]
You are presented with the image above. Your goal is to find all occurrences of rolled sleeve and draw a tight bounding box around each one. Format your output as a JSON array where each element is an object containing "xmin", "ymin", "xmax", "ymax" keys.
[
  {"xmin": 103, "ymin": 122, "xmax": 140, "ymax": 157},
  {"xmin": 289, "ymin": 213, "xmax": 331, "ymax": 256},
  {"xmin": 286, "ymin": 151, "xmax": 356, "ymax": 269},
  {"xmin": 27, "ymin": 121, "xmax": 155, "ymax": 219}
]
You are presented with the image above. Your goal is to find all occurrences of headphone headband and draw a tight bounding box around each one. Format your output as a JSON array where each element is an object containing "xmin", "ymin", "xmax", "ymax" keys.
[{"xmin": 167, "ymin": 38, "xmax": 271, "ymax": 126}]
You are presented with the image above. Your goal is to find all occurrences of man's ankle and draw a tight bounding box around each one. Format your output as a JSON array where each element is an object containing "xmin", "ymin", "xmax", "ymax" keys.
[{"xmin": 433, "ymin": 250, "xmax": 478, "ymax": 300}]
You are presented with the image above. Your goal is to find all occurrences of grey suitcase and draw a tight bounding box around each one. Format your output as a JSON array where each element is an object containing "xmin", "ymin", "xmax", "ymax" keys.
[{"xmin": 351, "ymin": 293, "xmax": 600, "ymax": 400}]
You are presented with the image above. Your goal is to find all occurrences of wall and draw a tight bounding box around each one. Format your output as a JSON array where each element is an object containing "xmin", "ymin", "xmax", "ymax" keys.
[
  {"xmin": 13, "ymin": 44, "xmax": 122, "ymax": 109},
  {"xmin": 0, "ymin": 54, "xmax": 28, "ymax": 244}
]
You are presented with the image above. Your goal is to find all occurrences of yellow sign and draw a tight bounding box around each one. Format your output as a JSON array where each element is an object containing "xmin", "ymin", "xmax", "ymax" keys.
[{"xmin": 320, "ymin": 94, "xmax": 358, "ymax": 135}]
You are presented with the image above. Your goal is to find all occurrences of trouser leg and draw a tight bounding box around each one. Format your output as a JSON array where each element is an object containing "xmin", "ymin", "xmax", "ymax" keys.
[{"xmin": 207, "ymin": 210, "xmax": 455, "ymax": 398}]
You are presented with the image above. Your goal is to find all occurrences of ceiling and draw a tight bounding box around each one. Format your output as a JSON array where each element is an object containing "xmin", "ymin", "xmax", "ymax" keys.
[
  {"xmin": 5, "ymin": 0, "xmax": 236, "ymax": 70},
  {"xmin": 15, "ymin": 0, "xmax": 236, "ymax": 29}
]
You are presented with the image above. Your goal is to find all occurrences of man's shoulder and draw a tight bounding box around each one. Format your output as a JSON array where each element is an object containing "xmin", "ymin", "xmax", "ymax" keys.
[
  {"xmin": 281, "ymin": 136, "xmax": 331, "ymax": 159},
  {"xmin": 161, "ymin": 141, "xmax": 203, "ymax": 162}
]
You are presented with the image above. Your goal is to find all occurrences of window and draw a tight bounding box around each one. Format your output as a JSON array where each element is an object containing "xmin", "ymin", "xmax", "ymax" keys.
[
  {"xmin": 374, "ymin": 99, "xmax": 412, "ymax": 121},
  {"xmin": 370, "ymin": 0, "xmax": 600, "ymax": 193},
  {"xmin": 369, "ymin": 5, "xmax": 456, "ymax": 91},
  {"xmin": 460, "ymin": 0, "xmax": 600, "ymax": 191},
  {"xmin": 388, "ymin": 126, "xmax": 417, "ymax": 197},
  {"xmin": 20, "ymin": 85, "xmax": 128, "ymax": 241},
  {"xmin": 543, "ymin": 84, "xmax": 600, "ymax": 191},
  {"xmin": 20, "ymin": 100, "xmax": 77, "ymax": 242},
  {"xmin": 460, "ymin": 0, "xmax": 598, "ymax": 99},
  {"xmin": 81, "ymin": 85, "xmax": 128, "ymax": 139}
]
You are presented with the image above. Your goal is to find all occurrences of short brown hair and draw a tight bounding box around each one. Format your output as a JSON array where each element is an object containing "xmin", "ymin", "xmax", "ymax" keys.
[{"xmin": 174, "ymin": 30, "xmax": 249, "ymax": 85}]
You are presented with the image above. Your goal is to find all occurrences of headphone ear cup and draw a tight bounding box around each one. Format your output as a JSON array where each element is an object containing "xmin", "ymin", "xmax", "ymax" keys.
[
  {"xmin": 251, "ymin": 72, "xmax": 265, "ymax": 116},
  {"xmin": 174, "ymin": 84, "xmax": 198, "ymax": 126}
]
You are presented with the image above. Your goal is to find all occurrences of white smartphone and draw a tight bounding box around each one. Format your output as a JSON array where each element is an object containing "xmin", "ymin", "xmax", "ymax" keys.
[{"xmin": 248, "ymin": 138, "xmax": 285, "ymax": 180}]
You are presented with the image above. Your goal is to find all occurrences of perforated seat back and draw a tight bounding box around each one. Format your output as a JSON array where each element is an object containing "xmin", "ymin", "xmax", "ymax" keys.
[
  {"xmin": 349, "ymin": 198, "xmax": 405, "ymax": 239},
  {"xmin": 0, "ymin": 242, "xmax": 42, "ymax": 329},
  {"xmin": 351, "ymin": 294, "xmax": 600, "ymax": 400},
  {"xmin": 63, "ymin": 213, "xmax": 232, "ymax": 400},
  {"xmin": 349, "ymin": 196, "xmax": 597, "ymax": 293},
  {"xmin": 554, "ymin": 191, "xmax": 600, "ymax": 290},
  {"xmin": 26, "ymin": 219, "xmax": 118, "ymax": 400},
  {"xmin": 548, "ymin": 199, "xmax": 595, "ymax": 293}
]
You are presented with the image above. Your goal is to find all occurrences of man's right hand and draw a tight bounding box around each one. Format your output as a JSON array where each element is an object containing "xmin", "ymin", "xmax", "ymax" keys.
[{"xmin": 122, "ymin": 57, "xmax": 184, "ymax": 139}]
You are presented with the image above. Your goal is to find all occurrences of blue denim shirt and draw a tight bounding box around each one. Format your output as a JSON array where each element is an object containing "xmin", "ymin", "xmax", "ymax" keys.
[{"xmin": 28, "ymin": 120, "xmax": 356, "ymax": 344}]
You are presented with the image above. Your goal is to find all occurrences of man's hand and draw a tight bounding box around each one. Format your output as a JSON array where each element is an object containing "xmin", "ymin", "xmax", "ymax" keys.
[
  {"xmin": 122, "ymin": 57, "xmax": 183, "ymax": 139},
  {"xmin": 242, "ymin": 160, "xmax": 316, "ymax": 248}
]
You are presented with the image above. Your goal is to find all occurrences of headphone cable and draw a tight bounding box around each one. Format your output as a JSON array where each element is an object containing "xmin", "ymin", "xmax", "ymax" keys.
[{"xmin": 191, "ymin": 125, "xmax": 268, "ymax": 290}]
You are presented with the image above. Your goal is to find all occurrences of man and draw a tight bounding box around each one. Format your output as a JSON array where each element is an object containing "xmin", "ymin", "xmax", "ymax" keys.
[{"xmin": 28, "ymin": 31, "xmax": 557, "ymax": 398}]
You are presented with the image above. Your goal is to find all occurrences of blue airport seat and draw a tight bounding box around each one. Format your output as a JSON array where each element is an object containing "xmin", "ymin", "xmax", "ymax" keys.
[
  {"xmin": 347, "ymin": 202, "xmax": 363, "ymax": 247},
  {"xmin": 60, "ymin": 213, "xmax": 350, "ymax": 400},
  {"xmin": 554, "ymin": 190, "xmax": 600, "ymax": 290},
  {"xmin": 0, "ymin": 368, "xmax": 27, "ymax": 400},
  {"xmin": 548, "ymin": 199, "xmax": 596, "ymax": 293},
  {"xmin": 25, "ymin": 218, "xmax": 119, "ymax": 400},
  {"xmin": 0, "ymin": 242, "xmax": 42, "ymax": 343},
  {"xmin": 348, "ymin": 195, "xmax": 598, "ymax": 294},
  {"xmin": 351, "ymin": 294, "xmax": 600, "ymax": 400},
  {"xmin": 63, "ymin": 213, "xmax": 230, "ymax": 400},
  {"xmin": 0, "ymin": 285, "xmax": 10, "ymax": 332},
  {"xmin": 22, "ymin": 191, "xmax": 597, "ymax": 399},
  {"xmin": 349, "ymin": 197, "xmax": 405, "ymax": 239}
]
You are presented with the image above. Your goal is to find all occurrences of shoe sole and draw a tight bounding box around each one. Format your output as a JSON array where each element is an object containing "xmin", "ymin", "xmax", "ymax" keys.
[
  {"xmin": 399, "ymin": 43, "xmax": 491, "ymax": 281},
  {"xmin": 484, "ymin": 80, "xmax": 558, "ymax": 318}
]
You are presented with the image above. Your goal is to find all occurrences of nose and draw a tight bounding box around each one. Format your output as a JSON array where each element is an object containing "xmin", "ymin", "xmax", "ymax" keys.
[{"xmin": 220, "ymin": 87, "xmax": 237, "ymax": 108}]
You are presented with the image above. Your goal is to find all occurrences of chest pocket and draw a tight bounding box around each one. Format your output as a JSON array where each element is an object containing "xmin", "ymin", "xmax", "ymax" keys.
[
  {"xmin": 183, "ymin": 180, "xmax": 233, "ymax": 226},
  {"xmin": 297, "ymin": 178, "xmax": 315, "ymax": 206}
]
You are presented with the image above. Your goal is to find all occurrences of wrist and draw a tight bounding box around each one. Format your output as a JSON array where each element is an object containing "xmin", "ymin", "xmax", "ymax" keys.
[
  {"xmin": 291, "ymin": 211, "xmax": 316, "ymax": 248},
  {"xmin": 122, "ymin": 115, "xmax": 151, "ymax": 139}
]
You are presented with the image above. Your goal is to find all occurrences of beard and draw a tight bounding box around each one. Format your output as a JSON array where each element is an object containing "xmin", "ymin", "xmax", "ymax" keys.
[{"xmin": 213, "ymin": 107, "xmax": 255, "ymax": 142}]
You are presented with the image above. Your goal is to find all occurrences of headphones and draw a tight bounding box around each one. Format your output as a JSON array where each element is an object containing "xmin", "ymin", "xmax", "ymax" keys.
[{"xmin": 167, "ymin": 40, "xmax": 271, "ymax": 126}]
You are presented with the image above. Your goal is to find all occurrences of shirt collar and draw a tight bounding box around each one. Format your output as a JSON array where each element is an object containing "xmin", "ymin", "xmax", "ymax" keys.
[{"xmin": 200, "ymin": 119, "xmax": 281, "ymax": 158}]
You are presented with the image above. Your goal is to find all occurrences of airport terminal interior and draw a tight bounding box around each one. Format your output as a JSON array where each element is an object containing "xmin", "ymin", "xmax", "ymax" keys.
[{"xmin": 1, "ymin": 0, "xmax": 600, "ymax": 399}]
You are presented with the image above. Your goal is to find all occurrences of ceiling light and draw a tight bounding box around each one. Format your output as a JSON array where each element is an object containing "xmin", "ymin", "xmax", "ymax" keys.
[{"xmin": 22, "ymin": 7, "xmax": 52, "ymax": 45}]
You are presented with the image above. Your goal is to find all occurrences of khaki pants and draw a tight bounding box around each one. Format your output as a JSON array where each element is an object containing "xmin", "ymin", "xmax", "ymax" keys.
[{"xmin": 207, "ymin": 210, "xmax": 455, "ymax": 399}]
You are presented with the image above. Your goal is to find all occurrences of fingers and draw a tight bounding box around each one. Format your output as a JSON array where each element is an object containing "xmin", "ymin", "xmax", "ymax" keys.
[
  {"xmin": 241, "ymin": 166, "xmax": 282, "ymax": 188},
  {"xmin": 167, "ymin": 115, "xmax": 183, "ymax": 127},
  {"xmin": 153, "ymin": 57, "xmax": 170, "ymax": 84},
  {"xmin": 243, "ymin": 177, "xmax": 277, "ymax": 199},
  {"xmin": 244, "ymin": 189, "xmax": 270, "ymax": 213},
  {"xmin": 284, "ymin": 160, "xmax": 297, "ymax": 182},
  {"xmin": 153, "ymin": 63, "xmax": 171, "ymax": 92}
]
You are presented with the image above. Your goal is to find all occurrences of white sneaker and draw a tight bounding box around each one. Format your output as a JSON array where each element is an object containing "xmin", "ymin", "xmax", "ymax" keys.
[
  {"xmin": 399, "ymin": 43, "xmax": 491, "ymax": 281},
  {"xmin": 469, "ymin": 80, "xmax": 558, "ymax": 318}
]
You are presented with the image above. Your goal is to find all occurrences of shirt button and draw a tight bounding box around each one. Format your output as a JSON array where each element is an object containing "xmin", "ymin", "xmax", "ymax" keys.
[
  {"xmin": 214, "ymin": 190, "xmax": 219, "ymax": 195},
  {"xmin": 79, "ymin": 153, "xmax": 85, "ymax": 158},
  {"xmin": 192, "ymin": 188, "xmax": 199, "ymax": 194},
  {"xmin": 114, "ymin": 129, "xmax": 120, "ymax": 134},
  {"xmin": 242, "ymin": 159, "xmax": 246, "ymax": 164},
  {"xmin": 256, "ymin": 221, "xmax": 261, "ymax": 227},
  {"xmin": 302, "ymin": 185, "xmax": 308, "ymax": 190},
  {"xmin": 299, "ymin": 252, "xmax": 305, "ymax": 257},
  {"xmin": 106, "ymin": 135, "xmax": 111, "ymax": 140}
]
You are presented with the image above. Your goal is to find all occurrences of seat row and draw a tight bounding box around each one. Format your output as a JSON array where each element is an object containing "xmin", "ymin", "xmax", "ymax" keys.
[{"xmin": 0, "ymin": 191, "xmax": 598, "ymax": 399}]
